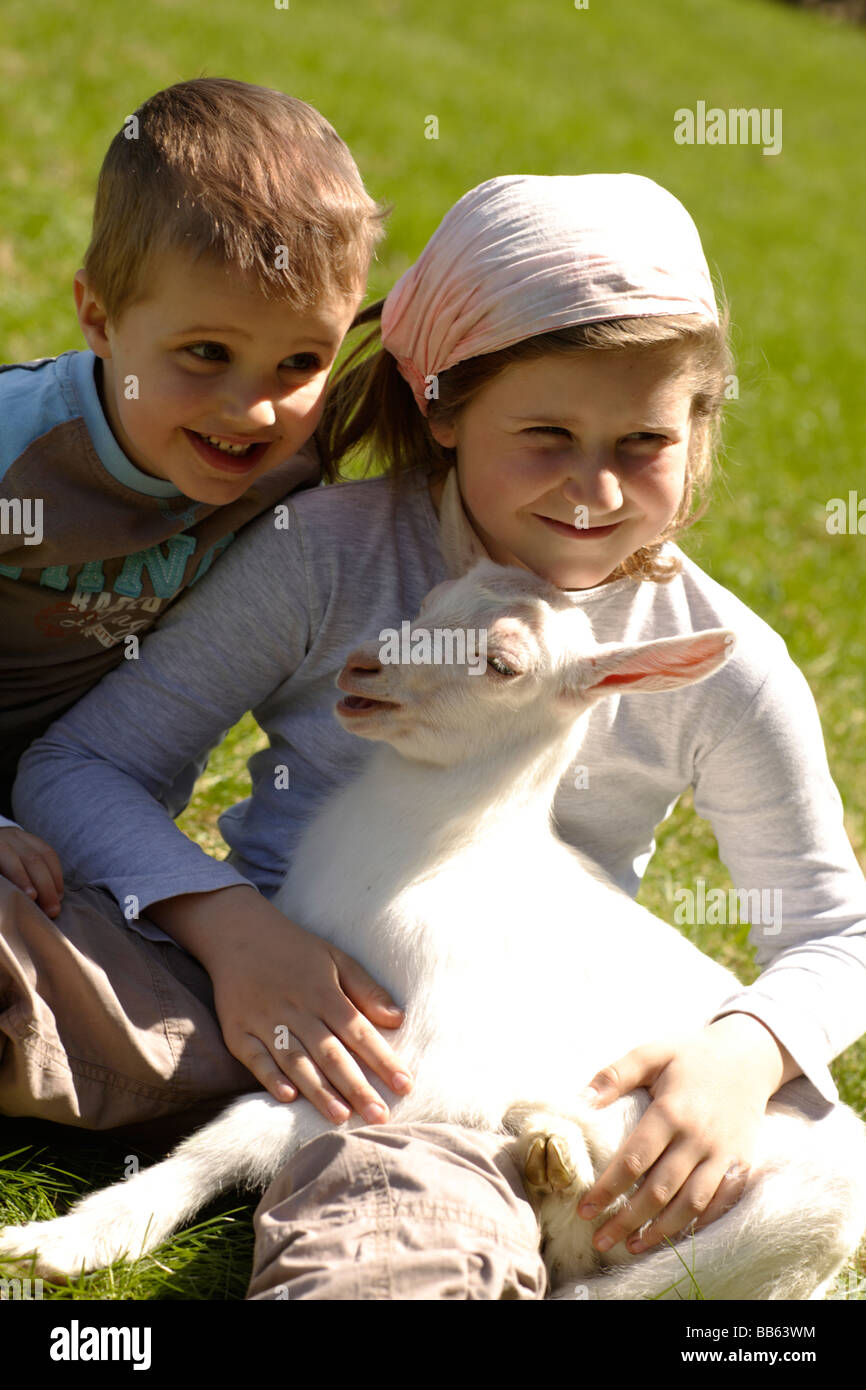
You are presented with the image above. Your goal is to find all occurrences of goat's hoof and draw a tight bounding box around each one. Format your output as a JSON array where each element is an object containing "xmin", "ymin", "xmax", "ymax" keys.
[
  {"xmin": 0, "ymin": 1216, "xmax": 122, "ymax": 1283},
  {"xmin": 525, "ymin": 1134, "xmax": 575, "ymax": 1192},
  {"xmin": 0, "ymin": 1221, "xmax": 65, "ymax": 1281},
  {"xmin": 507, "ymin": 1111, "xmax": 595, "ymax": 1198}
]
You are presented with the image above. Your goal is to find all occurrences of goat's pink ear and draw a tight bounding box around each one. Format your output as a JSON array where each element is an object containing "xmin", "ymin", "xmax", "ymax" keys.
[{"xmin": 578, "ymin": 629, "xmax": 735, "ymax": 701}]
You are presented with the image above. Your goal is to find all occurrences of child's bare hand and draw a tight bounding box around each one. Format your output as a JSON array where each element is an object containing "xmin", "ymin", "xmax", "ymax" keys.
[
  {"xmin": 575, "ymin": 1015, "xmax": 792, "ymax": 1256},
  {"xmin": 0, "ymin": 827, "xmax": 64, "ymax": 917},
  {"xmin": 150, "ymin": 885, "xmax": 412, "ymax": 1124}
]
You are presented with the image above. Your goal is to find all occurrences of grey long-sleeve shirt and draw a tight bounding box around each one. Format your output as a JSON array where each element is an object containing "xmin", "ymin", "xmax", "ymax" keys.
[{"xmin": 13, "ymin": 466, "xmax": 866, "ymax": 1105}]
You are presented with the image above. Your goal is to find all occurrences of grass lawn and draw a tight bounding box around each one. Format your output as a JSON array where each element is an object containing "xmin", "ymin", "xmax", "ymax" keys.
[{"xmin": 1, "ymin": 0, "xmax": 864, "ymax": 1300}]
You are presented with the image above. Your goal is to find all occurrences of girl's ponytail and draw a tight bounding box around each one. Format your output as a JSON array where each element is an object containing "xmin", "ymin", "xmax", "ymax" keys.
[{"xmin": 318, "ymin": 301, "xmax": 451, "ymax": 484}]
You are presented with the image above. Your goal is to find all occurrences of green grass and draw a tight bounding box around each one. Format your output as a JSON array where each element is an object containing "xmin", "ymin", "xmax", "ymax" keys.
[
  {"xmin": 0, "ymin": 1134, "xmax": 256, "ymax": 1300},
  {"xmin": 1, "ymin": 0, "xmax": 864, "ymax": 1300}
]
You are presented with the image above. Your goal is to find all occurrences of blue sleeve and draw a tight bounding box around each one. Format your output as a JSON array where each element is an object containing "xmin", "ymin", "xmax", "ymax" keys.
[{"xmin": 0, "ymin": 357, "xmax": 70, "ymax": 484}]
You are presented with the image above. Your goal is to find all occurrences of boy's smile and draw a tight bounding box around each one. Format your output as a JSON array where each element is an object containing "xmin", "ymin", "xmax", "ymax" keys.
[
  {"xmin": 75, "ymin": 250, "xmax": 360, "ymax": 503},
  {"xmin": 428, "ymin": 347, "xmax": 696, "ymax": 590}
]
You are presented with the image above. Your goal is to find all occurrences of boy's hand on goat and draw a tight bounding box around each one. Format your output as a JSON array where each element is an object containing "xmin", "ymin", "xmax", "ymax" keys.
[
  {"xmin": 147, "ymin": 884, "xmax": 412, "ymax": 1123},
  {"xmin": 575, "ymin": 1013, "xmax": 799, "ymax": 1255},
  {"xmin": 0, "ymin": 826, "xmax": 64, "ymax": 917}
]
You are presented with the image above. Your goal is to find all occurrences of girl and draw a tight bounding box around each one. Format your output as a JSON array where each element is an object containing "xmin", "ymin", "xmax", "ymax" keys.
[{"xmin": 6, "ymin": 175, "xmax": 866, "ymax": 1300}]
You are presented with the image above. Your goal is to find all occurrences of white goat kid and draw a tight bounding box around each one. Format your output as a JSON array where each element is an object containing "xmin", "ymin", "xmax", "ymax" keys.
[{"xmin": 2, "ymin": 559, "xmax": 865, "ymax": 1299}]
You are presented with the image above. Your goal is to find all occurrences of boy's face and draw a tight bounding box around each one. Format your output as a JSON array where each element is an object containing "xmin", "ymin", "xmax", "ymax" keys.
[{"xmin": 75, "ymin": 250, "xmax": 360, "ymax": 503}]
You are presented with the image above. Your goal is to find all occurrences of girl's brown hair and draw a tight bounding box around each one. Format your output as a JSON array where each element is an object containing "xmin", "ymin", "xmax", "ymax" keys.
[
  {"xmin": 83, "ymin": 78, "xmax": 388, "ymax": 323},
  {"xmin": 319, "ymin": 303, "xmax": 733, "ymax": 582}
]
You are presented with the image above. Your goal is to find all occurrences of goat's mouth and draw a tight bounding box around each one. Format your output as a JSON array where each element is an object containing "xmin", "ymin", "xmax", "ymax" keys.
[{"xmin": 336, "ymin": 694, "xmax": 399, "ymax": 716}]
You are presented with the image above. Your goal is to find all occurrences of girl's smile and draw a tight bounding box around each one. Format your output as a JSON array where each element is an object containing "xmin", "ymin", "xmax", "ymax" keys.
[
  {"xmin": 535, "ymin": 516, "xmax": 622, "ymax": 540},
  {"xmin": 428, "ymin": 345, "xmax": 697, "ymax": 590}
]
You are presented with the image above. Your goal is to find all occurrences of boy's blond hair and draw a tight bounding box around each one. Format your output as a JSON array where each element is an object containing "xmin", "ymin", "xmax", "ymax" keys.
[
  {"xmin": 321, "ymin": 308, "xmax": 733, "ymax": 583},
  {"xmin": 83, "ymin": 77, "xmax": 387, "ymax": 322}
]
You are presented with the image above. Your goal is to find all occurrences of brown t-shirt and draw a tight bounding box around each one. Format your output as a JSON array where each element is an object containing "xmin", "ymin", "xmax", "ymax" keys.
[{"xmin": 0, "ymin": 349, "xmax": 321, "ymax": 815}]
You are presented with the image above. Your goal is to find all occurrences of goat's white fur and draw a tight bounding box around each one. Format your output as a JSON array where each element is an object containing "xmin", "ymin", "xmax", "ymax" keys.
[{"xmin": 2, "ymin": 559, "xmax": 865, "ymax": 1299}]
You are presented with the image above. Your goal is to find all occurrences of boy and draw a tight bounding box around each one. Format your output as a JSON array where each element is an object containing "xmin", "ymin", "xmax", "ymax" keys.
[
  {"xmin": 0, "ymin": 75, "xmax": 407, "ymax": 1156},
  {"xmin": 0, "ymin": 79, "xmax": 530, "ymax": 1297},
  {"xmin": 0, "ymin": 77, "xmax": 382, "ymax": 905}
]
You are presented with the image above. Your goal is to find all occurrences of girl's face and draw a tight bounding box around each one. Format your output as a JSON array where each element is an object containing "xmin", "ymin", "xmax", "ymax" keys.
[{"xmin": 428, "ymin": 346, "xmax": 696, "ymax": 590}]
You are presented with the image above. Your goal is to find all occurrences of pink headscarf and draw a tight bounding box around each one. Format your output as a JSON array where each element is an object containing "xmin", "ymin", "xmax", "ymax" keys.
[{"xmin": 380, "ymin": 174, "xmax": 718, "ymax": 414}]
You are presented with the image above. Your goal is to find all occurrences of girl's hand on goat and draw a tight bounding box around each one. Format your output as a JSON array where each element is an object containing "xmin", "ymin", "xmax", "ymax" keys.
[
  {"xmin": 575, "ymin": 1013, "xmax": 800, "ymax": 1255},
  {"xmin": 147, "ymin": 884, "xmax": 412, "ymax": 1123},
  {"xmin": 0, "ymin": 826, "xmax": 64, "ymax": 917}
]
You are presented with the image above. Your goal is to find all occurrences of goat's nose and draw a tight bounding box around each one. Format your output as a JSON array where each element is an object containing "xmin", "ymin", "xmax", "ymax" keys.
[{"xmin": 343, "ymin": 648, "xmax": 383, "ymax": 675}]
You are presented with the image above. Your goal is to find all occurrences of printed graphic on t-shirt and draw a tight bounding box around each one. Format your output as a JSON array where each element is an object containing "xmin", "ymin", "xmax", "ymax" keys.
[
  {"xmin": 1, "ymin": 532, "xmax": 235, "ymax": 650},
  {"xmin": 34, "ymin": 593, "xmax": 165, "ymax": 649}
]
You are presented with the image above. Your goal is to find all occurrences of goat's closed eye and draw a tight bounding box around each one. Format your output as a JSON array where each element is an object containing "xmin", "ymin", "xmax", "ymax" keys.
[{"xmin": 488, "ymin": 655, "xmax": 519, "ymax": 677}]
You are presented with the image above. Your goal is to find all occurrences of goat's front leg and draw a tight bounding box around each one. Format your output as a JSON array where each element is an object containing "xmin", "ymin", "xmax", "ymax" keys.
[
  {"xmin": 504, "ymin": 1102, "xmax": 618, "ymax": 1288},
  {"xmin": 504, "ymin": 1096, "xmax": 647, "ymax": 1291}
]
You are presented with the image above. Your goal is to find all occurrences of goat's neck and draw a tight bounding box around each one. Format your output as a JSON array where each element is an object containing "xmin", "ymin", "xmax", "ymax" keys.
[{"xmin": 353, "ymin": 718, "xmax": 586, "ymax": 863}]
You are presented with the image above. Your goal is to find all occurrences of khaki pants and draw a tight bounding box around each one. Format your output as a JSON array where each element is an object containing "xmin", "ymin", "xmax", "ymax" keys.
[
  {"xmin": 0, "ymin": 879, "xmax": 545, "ymax": 1299},
  {"xmin": 248, "ymin": 1123, "xmax": 547, "ymax": 1300},
  {"xmin": 0, "ymin": 877, "xmax": 254, "ymax": 1127}
]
